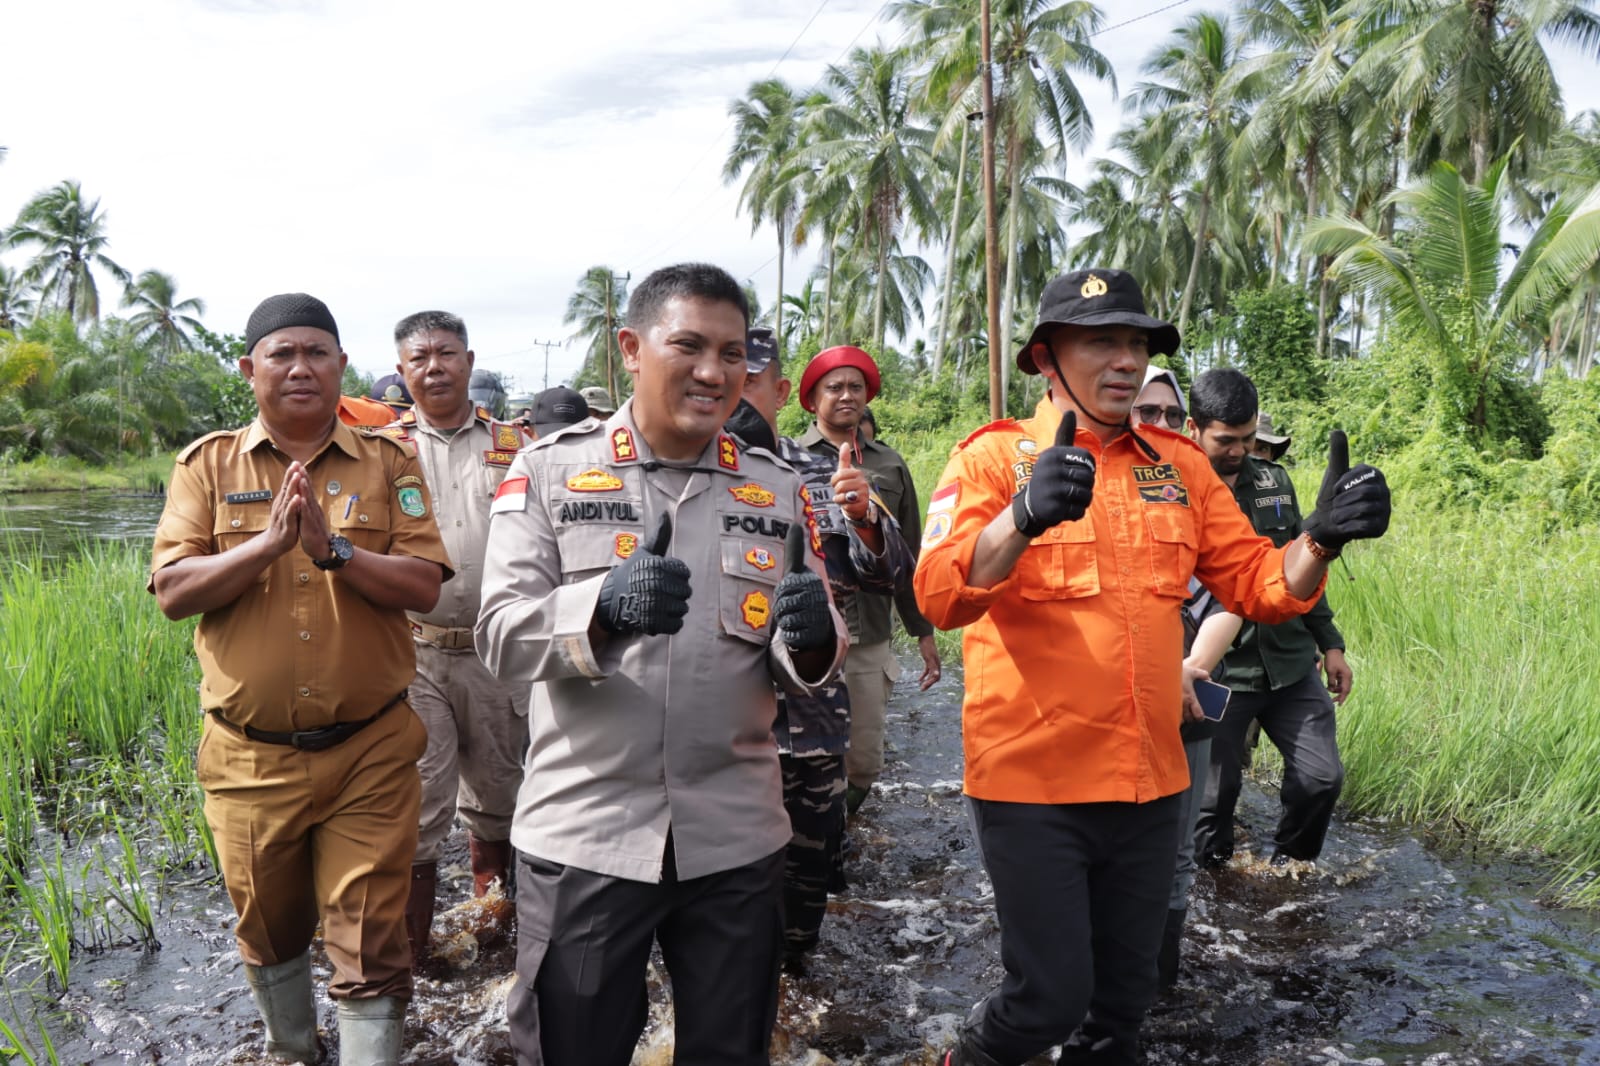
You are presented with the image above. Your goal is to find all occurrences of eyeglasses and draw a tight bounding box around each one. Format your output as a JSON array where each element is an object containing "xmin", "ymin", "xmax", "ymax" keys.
[{"xmin": 1133, "ymin": 404, "xmax": 1185, "ymax": 429}]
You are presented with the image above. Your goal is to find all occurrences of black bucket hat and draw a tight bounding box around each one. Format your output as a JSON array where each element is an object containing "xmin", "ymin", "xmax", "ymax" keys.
[{"xmin": 1017, "ymin": 269, "xmax": 1181, "ymax": 374}]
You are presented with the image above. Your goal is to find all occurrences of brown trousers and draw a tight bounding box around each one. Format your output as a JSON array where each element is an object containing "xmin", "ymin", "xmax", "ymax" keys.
[{"xmin": 197, "ymin": 703, "xmax": 427, "ymax": 1000}]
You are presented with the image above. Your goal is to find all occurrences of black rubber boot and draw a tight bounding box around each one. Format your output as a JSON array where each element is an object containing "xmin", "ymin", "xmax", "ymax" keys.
[
  {"xmin": 941, "ymin": 1030, "xmax": 1007, "ymax": 1066},
  {"xmin": 1157, "ymin": 906, "xmax": 1185, "ymax": 990}
]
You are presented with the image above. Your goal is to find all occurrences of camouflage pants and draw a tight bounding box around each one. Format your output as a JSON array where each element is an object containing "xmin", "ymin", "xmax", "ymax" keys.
[{"xmin": 780, "ymin": 753, "xmax": 847, "ymax": 955}]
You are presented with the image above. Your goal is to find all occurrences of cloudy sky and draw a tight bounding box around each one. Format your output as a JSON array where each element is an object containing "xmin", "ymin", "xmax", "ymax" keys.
[{"xmin": 2, "ymin": 0, "xmax": 1596, "ymax": 393}]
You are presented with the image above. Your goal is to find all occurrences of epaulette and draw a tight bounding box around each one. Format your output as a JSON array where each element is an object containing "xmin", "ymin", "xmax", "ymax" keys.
[
  {"xmin": 399, "ymin": 409, "xmax": 418, "ymax": 426},
  {"xmin": 475, "ymin": 405, "xmax": 495, "ymax": 423},
  {"xmin": 955, "ymin": 418, "xmax": 1021, "ymax": 451},
  {"xmin": 526, "ymin": 417, "xmax": 601, "ymax": 451},
  {"xmin": 365, "ymin": 427, "xmax": 417, "ymax": 454},
  {"xmin": 175, "ymin": 429, "xmax": 235, "ymax": 464}
]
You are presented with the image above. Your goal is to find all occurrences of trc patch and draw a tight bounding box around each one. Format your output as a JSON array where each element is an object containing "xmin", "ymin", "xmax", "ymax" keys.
[
  {"xmin": 1132, "ymin": 463, "xmax": 1181, "ymax": 485},
  {"xmin": 566, "ymin": 469, "xmax": 625, "ymax": 492},
  {"xmin": 1138, "ymin": 483, "xmax": 1190, "ymax": 506}
]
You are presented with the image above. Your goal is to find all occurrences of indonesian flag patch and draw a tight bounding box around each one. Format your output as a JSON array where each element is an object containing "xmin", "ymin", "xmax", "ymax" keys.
[{"xmin": 490, "ymin": 476, "xmax": 529, "ymax": 515}]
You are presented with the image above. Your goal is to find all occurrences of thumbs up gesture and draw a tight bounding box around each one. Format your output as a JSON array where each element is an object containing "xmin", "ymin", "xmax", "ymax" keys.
[
  {"xmin": 1301, "ymin": 430, "xmax": 1391, "ymax": 556},
  {"xmin": 596, "ymin": 514, "xmax": 693, "ymax": 635},
  {"xmin": 773, "ymin": 523, "xmax": 833, "ymax": 651},
  {"xmin": 1012, "ymin": 410, "xmax": 1097, "ymax": 538},
  {"xmin": 830, "ymin": 441, "xmax": 872, "ymax": 523}
]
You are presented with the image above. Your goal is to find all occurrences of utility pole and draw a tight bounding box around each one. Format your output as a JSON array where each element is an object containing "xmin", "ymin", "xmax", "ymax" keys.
[
  {"xmin": 603, "ymin": 271, "xmax": 631, "ymax": 404},
  {"xmin": 531, "ymin": 339, "xmax": 563, "ymax": 390},
  {"xmin": 981, "ymin": 0, "xmax": 1003, "ymax": 421}
]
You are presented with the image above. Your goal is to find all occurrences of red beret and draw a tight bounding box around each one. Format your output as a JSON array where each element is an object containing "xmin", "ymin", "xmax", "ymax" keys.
[{"xmin": 799, "ymin": 346, "xmax": 881, "ymax": 413}]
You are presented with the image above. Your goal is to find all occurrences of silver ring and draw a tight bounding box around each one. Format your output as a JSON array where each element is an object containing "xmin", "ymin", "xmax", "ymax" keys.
[{"xmin": 845, "ymin": 491, "xmax": 860, "ymax": 504}]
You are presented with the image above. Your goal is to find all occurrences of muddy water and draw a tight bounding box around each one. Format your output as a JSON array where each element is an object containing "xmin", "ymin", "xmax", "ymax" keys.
[
  {"xmin": 8, "ymin": 642, "xmax": 1600, "ymax": 1062},
  {"xmin": 0, "ymin": 492, "xmax": 167, "ymax": 557}
]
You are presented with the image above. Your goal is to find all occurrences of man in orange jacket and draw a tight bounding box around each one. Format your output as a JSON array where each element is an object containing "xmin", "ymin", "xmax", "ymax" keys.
[{"xmin": 915, "ymin": 269, "xmax": 1391, "ymax": 1066}]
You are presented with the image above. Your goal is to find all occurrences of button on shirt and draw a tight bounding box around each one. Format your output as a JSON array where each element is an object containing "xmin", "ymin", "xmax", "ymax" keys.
[
  {"xmin": 913, "ymin": 398, "xmax": 1325, "ymax": 806},
  {"xmin": 476, "ymin": 402, "xmax": 848, "ymax": 883},
  {"xmin": 148, "ymin": 419, "xmax": 454, "ymax": 733}
]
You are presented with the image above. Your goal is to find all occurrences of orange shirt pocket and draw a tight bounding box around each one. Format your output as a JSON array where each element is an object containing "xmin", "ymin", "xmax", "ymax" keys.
[
  {"xmin": 1144, "ymin": 506, "xmax": 1198, "ymax": 599},
  {"xmin": 1018, "ymin": 521, "xmax": 1100, "ymax": 601}
]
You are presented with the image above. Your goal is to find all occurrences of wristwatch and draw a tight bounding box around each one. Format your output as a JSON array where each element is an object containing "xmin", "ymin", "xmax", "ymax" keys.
[{"xmin": 314, "ymin": 534, "xmax": 355, "ymax": 571}]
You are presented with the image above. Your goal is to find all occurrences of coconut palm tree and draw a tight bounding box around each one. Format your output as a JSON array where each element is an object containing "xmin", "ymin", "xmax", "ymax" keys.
[
  {"xmin": 563, "ymin": 266, "xmax": 630, "ymax": 401},
  {"xmin": 5, "ymin": 181, "xmax": 130, "ymax": 326},
  {"xmin": 0, "ymin": 264, "xmax": 36, "ymax": 332},
  {"xmin": 724, "ymin": 79, "xmax": 811, "ymax": 350},
  {"xmin": 1350, "ymin": 0, "xmax": 1600, "ymax": 185},
  {"xmin": 1305, "ymin": 160, "xmax": 1600, "ymax": 429},
  {"xmin": 804, "ymin": 46, "xmax": 938, "ymax": 357},
  {"xmin": 122, "ymin": 270, "xmax": 206, "ymax": 359},
  {"xmin": 1130, "ymin": 12, "xmax": 1258, "ymax": 339}
]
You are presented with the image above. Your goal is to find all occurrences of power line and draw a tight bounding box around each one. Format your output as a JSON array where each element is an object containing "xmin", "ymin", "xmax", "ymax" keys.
[{"xmin": 1092, "ymin": 0, "xmax": 1194, "ymax": 38}]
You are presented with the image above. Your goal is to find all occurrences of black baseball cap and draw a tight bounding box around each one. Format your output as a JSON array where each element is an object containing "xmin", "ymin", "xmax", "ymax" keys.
[
  {"xmin": 747, "ymin": 327, "xmax": 778, "ymax": 374},
  {"xmin": 1017, "ymin": 269, "xmax": 1180, "ymax": 373},
  {"xmin": 531, "ymin": 386, "xmax": 589, "ymax": 437}
]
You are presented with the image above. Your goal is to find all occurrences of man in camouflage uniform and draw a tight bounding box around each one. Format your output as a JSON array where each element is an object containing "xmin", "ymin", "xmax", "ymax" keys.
[{"xmin": 730, "ymin": 328, "xmax": 916, "ymax": 970}]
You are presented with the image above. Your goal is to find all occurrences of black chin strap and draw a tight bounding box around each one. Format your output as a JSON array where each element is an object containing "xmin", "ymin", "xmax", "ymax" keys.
[{"xmin": 1043, "ymin": 348, "xmax": 1161, "ymax": 461}]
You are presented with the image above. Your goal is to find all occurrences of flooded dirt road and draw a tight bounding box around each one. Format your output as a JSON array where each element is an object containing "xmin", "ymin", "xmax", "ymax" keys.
[{"xmin": 12, "ymin": 656, "xmax": 1600, "ymax": 1064}]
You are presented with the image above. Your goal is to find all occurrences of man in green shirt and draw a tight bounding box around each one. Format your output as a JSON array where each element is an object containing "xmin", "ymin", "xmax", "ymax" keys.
[
  {"xmin": 1188, "ymin": 368, "xmax": 1351, "ymax": 867},
  {"xmin": 797, "ymin": 346, "xmax": 942, "ymax": 814}
]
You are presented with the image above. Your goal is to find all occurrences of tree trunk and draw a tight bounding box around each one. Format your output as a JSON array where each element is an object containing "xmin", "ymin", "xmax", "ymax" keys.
[
  {"xmin": 1178, "ymin": 190, "xmax": 1211, "ymax": 339},
  {"xmin": 935, "ymin": 120, "xmax": 972, "ymax": 378},
  {"xmin": 873, "ymin": 214, "xmax": 890, "ymax": 357},
  {"xmin": 1579, "ymin": 288, "xmax": 1597, "ymax": 378},
  {"xmin": 775, "ymin": 221, "xmax": 785, "ymax": 352},
  {"xmin": 999, "ymin": 152, "xmax": 1022, "ymax": 413},
  {"xmin": 822, "ymin": 227, "xmax": 836, "ymax": 345}
]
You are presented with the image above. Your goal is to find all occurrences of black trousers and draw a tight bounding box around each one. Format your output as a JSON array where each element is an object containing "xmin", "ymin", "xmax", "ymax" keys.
[
  {"xmin": 509, "ymin": 846, "xmax": 785, "ymax": 1066},
  {"xmin": 965, "ymin": 794, "xmax": 1181, "ymax": 1066},
  {"xmin": 1195, "ymin": 669, "xmax": 1344, "ymax": 864}
]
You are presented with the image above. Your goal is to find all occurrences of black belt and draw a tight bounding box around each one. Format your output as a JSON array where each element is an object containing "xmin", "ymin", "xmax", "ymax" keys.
[{"xmin": 209, "ymin": 691, "xmax": 408, "ymax": 752}]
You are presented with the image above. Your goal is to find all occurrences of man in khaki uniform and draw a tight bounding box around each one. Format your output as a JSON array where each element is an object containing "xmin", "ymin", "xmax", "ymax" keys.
[
  {"xmin": 149, "ymin": 293, "xmax": 453, "ymax": 1066},
  {"xmin": 476, "ymin": 263, "xmax": 847, "ymax": 1066},
  {"xmin": 383, "ymin": 310, "xmax": 534, "ymax": 960}
]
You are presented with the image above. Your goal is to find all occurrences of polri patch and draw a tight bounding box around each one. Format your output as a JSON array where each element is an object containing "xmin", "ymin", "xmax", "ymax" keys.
[
  {"xmin": 224, "ymin": 489, "xmax": 272, "ymax": 504},
  {"xmin": 615, "ymin": 532, "xmax": 638, "ymax": 559},
  {"xmin": 398, "ymin": 486, "xmax": 428, "ymax": 517},
  {"xmin": 566, "ymin": 469, "xmax": 625, "ymax": 492},
  {"xmin": 1138, "ymin": 483, "xmax": 1190, "ymax": 506},
  {"xmin": 495, "ymin": 424, "xmax": 522, "ymax": 452},
  {"xmin": 483, "ymin": 450, "xmax": 516, "ymax": 467},
  {"xmin": 729, "ymin": 482, "xmax": 776, "ymax": 507},
  {"xmin": 740, "ymin": 589, "xmax": 771, "ymax": 631}
]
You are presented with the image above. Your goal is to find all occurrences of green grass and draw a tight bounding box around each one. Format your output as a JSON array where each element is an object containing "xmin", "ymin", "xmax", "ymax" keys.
[{"xmin": 0, "ymin": 453, "xmax": 174, "ymax": 494}]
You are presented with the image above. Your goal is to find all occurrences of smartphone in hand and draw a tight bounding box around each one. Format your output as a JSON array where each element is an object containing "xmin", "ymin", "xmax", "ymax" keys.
[{"xmin": 1196, "ymin": 678, "xmax": 1231, "ymax": 722}]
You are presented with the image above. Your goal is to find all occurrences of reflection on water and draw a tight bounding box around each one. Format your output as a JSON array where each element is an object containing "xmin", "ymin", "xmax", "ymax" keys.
[{"xmin": 0, "ymin": 492, "xmax": 166, "ymax": 557}]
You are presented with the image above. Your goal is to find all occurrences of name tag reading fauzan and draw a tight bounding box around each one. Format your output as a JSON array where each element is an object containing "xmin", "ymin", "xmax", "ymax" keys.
[
  {"xmin": 225, "ymin": 489, "xmax": 272, "ymax": 504},
  {"xmin": 558, "ymin": 499, "xmax": 641, "ymax": 523}
]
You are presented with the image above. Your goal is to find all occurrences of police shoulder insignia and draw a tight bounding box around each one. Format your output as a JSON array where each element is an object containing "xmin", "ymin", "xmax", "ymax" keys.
[
  {"xmin": 611, "ymin": 427, "xmax": 638, "ymax": 463},
  {"xmin": 729, "ymin": 482, "xmax": 776, "ymax": 507},
  {"xmin": 400, "ymin": 409, "xmax": 418, "ymax": 426},
  {"xmin": 740, "ymin": 589, "xmax": 771, "ymax": 631},
  {"xmin": 566, "ymin": 468, "xmax": 625, "ymax": 492},
  {"xmin": 494, "ymin": 423, "xmax": 522, "ymax": 452},
  {"xmin": 397, "ymin": 485, "xmax": 427, "ymax": 517},
  {"xmin": 615, "ymin": 532, "xmax": 638, "ymax": 559},
  {"xmin": 475, "ymin": 405, "xmax": 494, "ymax": 423},
  {"xmin": 717, "ymin": 434, "xmax": 739, "ymax": 471}
]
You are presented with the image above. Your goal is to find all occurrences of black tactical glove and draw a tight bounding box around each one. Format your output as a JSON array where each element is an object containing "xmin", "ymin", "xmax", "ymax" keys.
[
  {"xmin": 596, "ymin": 514, "xmax": 692, "ymax": 635},
  {"xmin": 1301, "ymin": 429, "xmax": 1391, "ymax": 555},
  {"xmin": 773, "ymin": 524, "xmax": 833, "ymax": 651},
  {"xmin": 1012, "ymin": 410, "xmax": 1096, "ymax": 538}
]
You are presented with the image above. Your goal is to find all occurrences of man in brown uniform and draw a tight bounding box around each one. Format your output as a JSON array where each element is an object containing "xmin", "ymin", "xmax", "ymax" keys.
[
  {"xmin": 149, "ymin": 293, "xmax": 453, "ymax": 1065},
  {"xmin": 385, "ymin": 310, "xmax": 534, "ymax": 959}
]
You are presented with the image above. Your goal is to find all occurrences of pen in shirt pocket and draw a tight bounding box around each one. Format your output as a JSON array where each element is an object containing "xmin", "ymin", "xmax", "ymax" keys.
[{"xmin": 344, "ymin": 494, "xmax": 359, "ymax": 520}]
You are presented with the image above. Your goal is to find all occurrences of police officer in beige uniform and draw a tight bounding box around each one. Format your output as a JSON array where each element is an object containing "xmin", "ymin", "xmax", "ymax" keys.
[
  {"xmin": 149, "ymin": 293, "xmax": 453, "ymax": 1065},
  {"xmin": 384, "ymin": 311, "xmax": 535, "ymax": 962},
  {"xmin": 476, "ymin": 264, "xmax": 846, "ymax": 1066}
]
